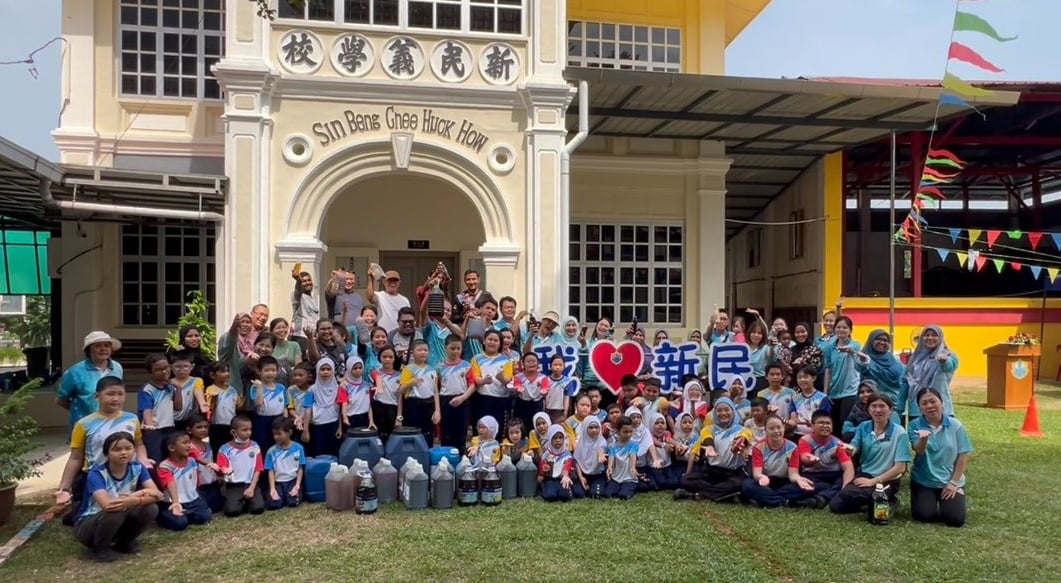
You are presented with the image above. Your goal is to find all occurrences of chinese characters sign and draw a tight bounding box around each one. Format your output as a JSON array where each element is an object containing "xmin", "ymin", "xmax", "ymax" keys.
[{"xmin": 587, "ymin": 340, "xmax": 752, "ymax": 395}]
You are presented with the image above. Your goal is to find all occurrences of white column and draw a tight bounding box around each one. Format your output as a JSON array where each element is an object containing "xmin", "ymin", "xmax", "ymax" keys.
[
  {"xmin": 526, "ymin": 0, "xmax": 567, "ymax": 78},
  {"xmin": 51, "ymin": 0, "xmax": 98, "ymax": 164},
  {"xmin": 696, "ymin": 143, "xmax": 732, "ymax": 326}
]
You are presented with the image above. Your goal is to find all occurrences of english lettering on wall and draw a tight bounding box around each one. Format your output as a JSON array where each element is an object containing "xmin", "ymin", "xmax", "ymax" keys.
[{"xmin": 310, "ymin": 107, "xmax": 491, "ymax": 154}]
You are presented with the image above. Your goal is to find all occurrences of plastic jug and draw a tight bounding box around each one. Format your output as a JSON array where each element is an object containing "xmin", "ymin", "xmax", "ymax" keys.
[
  {"xmin": 384, "ymin": 427, "xmax": 431, "ymax": 470},
  {"xmin": 431, "ymin": 462, "xmax": 455, "ymax": 509},
  {"xmin": 305, "ymin": 455, "xmax": 338, "ymax": 503},
  {"xmin": 480, "ymin": 466, "xmax": 502, "ymax": 506},
  {"xmin": 325, "ymin": 463, "xmax": 349, "ymax": 510},
  {"xmin": 457, "ymin": 465, "xmax": 479, "ymax": 506},
  {"xmin": 431, "ymin": 457, "xmax": 452, "ymax": 480},
  {"xmin": 340, "ymin": 464, "xmax": 359, "ymax": 511},
  {"xmin": 340, "ymin": 427, "xmax": 385, "ymax": 469},
  {"xmin": 373, "ymin": 458, "xmax": 399, "ymax": 504},
  {"xmin": 429, "ymin": 446, "xmax": 461, "ymax": 471},
  {"xmin": 455, "ymin": 455, "xmax": 472, "ymax": 478},
  {"xmin": 403, "ymin": 463, "xmax": 430, "ymax": 510},
  {"xmin": 398, "ymin": 457, "xmax": 417, "ymax": 502},
  {"xmin": 496, "ymin": 455, "xmax": 518, "ymax": 501},
  {"xmin": 516, "ymin": 454, "xmax": 538, "ymax": 498},
  {"xmin": 356, "ymin": 467, "xmax": 378, "ymax": 515}
]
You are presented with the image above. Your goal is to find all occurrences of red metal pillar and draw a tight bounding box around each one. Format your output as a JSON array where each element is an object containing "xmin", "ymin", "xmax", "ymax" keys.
[
  {"xmin": 910, "ymin": 132, "xmax": 924, "ymax": 297},
  {"xmin": 1032, "ymin": 172, "xmax": 1043, "ymax": 231}
]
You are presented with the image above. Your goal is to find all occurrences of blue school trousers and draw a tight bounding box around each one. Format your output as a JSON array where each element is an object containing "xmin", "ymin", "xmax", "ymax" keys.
[
  {"xmin": 403, "ymin": 396, "xmax": 436, "ymax": 446},
  {"xmin": 604, "ymin": 479, "xmax": 637, "ymax": 500},
  {"xmin": 156, "ymin": 496, "xmax": 212, "ymax": 531},
  {"xmin": 647, "ymin": 466, "xmax": 677, "ymax": 490},
  {"xmin": 199, "ymin": 482, "xmax": 224, "ymax": 513},
  {"xmin": 540, "ymin": 478, "xmax": 572, "ymax": 502},
  {"xmin": 512, "ymin": 398, "xmax": 543, "ymax": 440},
  {"xmin": 265, "ymin": 478, "xmax": 301, "ymax": 510},
  {"xmin": 310, "ymin": 420, "xmax": 341, "ymax": 458},
  {"xmin": 439, "ymin": 395, "xmax": 470, "ymax": 450},
  {"xmin": 742, "ymin": 477, "xmax": 803, "ymax": 508},
  {"xmin": 636, "ymin": 465, "xmax": 657, "ymax": 492},
  {"xmin": 572, "ymin": 473, "xmax": 606, "ymax": 499},
  {"xmin": 252, "ymin": 413, "xmax": 279, "ymax": 454}
]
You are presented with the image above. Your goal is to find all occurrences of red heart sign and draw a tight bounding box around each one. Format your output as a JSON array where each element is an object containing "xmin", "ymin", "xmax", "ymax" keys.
[{"xmin": 589, "ymin": 340, "xmax": 645, "ymax": 395}]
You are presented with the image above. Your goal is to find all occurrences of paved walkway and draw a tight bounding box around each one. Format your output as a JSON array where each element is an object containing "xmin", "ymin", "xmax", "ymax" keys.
[{"xmin": 16, "ymin": 430, "xmax": 69, "ymax": 499}]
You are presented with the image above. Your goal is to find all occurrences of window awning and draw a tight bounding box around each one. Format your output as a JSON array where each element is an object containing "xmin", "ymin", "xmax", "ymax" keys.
[{"xmin": 564, "ymin": 68, "xmax": 1022, "ymax": 238}]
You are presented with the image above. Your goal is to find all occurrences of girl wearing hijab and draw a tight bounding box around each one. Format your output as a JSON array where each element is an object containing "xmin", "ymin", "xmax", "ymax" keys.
[
  {"xmin": 671, "ymin": 411, "xmax": 700, "ymax": 482},
  {"xmin": 688, "ymin": 330, "xmax": 709, "ymax": 376},
  {"xmin": 467, "ymin": 415, "xmax": 500, "ymax": 468},
  {"xmin": 678, "ymin": 379, "xmax": 709, "ymax": 432},
  {"xmin": 904, "ymin": 325, "xmax": 959, "ymax": 420},
  {"xmin": 340, "ymin": 355, "xmax": 373, "ymax": 430},
  {"xmin": 306, "ymin": 358, "xmax": 344, "ymax": 457},
  {"xmin": 580, "ymin": 318, "xmax": 612, "ymax": 388},
  {"xmin": 855, "ymin": 329, "xmax": 907, "ymax": 416},
  {"xmin": 674, "ymin": 397, "xmax": 753, "ymax": 502},
  {"xmin": 538, "ymin": 425, "xmax": 574, "ymax": 502},
  {"xmin": 627, "ymin": 406, "xmax": 662, "ymax": 491},
  {"xmin": 645, "ymin": 411, "xmax": 675, "ymax": 490},
  {"xmin": 572, "ymin": 417, "xmax": 607, "ymax": 498},
  {"xmin": 526, "ymin": 411, "xmax": 552, "ymax": 463}
]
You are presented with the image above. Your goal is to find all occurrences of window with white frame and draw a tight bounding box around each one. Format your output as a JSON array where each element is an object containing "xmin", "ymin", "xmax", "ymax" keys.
[
  {"xmin": 568, "ymin": 21, "xmax": 681, "ymax": 72},
  {"xmin": 0, "ymin": 296, "xmax": 26, "ymax": 316},
  {"xmin": 569, "ymin": 223, "xmax": 684, "ymax": 326},
  {"xmin": 279, "ymin": 0, "xmax": 523, "ymax": 34},
  {"xmin": 119, "ymin": 0, "xmax": 225, "ymax": 99},
  {"xmin": 121, "ymin": 225, "xmax": 216, "ymax": 327}
]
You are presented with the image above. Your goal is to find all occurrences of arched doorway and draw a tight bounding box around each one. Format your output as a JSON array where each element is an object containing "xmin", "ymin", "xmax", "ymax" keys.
[{"xmin": 321, "ymin": 174, "xmax": 487, "ymax": 299}]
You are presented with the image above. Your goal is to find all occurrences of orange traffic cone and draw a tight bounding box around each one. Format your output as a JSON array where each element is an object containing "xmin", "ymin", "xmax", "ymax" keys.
[{"xmin": 1020, "ymin": 394, "xmax": 1044, "ymax": 438}]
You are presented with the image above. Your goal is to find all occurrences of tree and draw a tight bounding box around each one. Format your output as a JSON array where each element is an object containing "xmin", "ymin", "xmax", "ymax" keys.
[{"xmin": 7, "ymin": 296, "xmax": 50, "ymax": 348}]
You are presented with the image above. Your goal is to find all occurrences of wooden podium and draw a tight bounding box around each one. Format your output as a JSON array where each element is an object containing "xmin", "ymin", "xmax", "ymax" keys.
[{"xmin": 984, "ymin": 343, "xmax": 1040, "ymax": 409}]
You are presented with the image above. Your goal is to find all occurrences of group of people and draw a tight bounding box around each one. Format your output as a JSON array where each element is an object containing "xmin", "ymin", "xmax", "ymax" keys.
[{"xmin": 52, "ymin": 267, "xmax": 972, "ymax": 562}]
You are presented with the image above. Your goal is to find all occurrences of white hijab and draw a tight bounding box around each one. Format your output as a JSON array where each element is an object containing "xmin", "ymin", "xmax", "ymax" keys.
[{"xmin": 572, "ymin": 417, "xmax": 606, "ymax": 475}]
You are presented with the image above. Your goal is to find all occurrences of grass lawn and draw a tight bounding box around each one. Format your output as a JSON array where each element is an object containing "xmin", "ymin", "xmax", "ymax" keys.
[{"xmin": 2, "ymin": 385, "xmax": 1060, "ymax": 582}]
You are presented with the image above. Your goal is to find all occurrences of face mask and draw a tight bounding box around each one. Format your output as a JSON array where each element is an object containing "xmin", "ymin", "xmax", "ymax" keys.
[{"xmin": 233, "ymin": 437, "xmax": 249, "ymax": 445}]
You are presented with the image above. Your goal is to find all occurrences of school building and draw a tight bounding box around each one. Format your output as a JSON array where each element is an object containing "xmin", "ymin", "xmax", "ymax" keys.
[{"xmin": 0, "ymin": 0, "xmax": 1054, "ymax": 385}]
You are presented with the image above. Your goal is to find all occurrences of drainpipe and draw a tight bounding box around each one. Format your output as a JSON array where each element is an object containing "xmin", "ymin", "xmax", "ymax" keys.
[
  {"xmin": 40, "ymin": 176, "xmax": 225, "ymax": 222},
  {"xmin": 559, "ymin": 80, "xmax": 589, "ymax": 316}
]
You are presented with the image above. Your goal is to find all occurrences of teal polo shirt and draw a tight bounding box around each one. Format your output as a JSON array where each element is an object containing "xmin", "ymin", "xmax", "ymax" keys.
[
  {"xmin": 851, "ymin": 419, "xmax": 912, "ymax": 477},
  {"xmin": 908, "ymin": 415, "xmax": 974, "ymax": 489}
]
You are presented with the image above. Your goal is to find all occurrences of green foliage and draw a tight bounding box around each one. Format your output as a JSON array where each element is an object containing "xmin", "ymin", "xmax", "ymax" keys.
[
  {"xmin": 7, "ymin": 296, "xmax": 51, "ymax": 348},
  {"xmin": 165, "ymin": 290, "xmax": 217, "ymax": 360},
  {"xmin": 0, "ymin": 346, "xmax": 22, "ymax": 364},
  {"xmin": 0, "ymin": 378, "xmax": 42, "ymax": 487}
]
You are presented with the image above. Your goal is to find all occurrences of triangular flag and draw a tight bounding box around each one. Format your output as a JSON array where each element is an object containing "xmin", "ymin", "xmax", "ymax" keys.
[
  {"xmin": 1029, "ymin": 232, "xmax": 1043, "ymax": 249},
  {"xmin": 927, "ymin": 148, "xmax": 965, "ymax": 166},
  {"xmin": 992, "ymin": 259, "xmax": 1005, "ymax": 273},
  {"xmin": 1030, "ymin": 265, "xmax": 1043, "ymax": 280},
  {"xmin": 1050, "ymin": 268, "xmax": 1060, "ymax": 284},
  {"xmin": 1011, "ymin": 261, "xmax": 1023, "ymax": 271},
  {"xmin": 953, "ymin": 11, "xmax": 1017, "ymax": 42},
  {"xmin": 1052, "ymin": 233, "xmax": 1061, "ymax": 250},
  {"xmin": 956, "ymin": 252, "xmax": 968, "ymax": 267},
  {"xmin": 968, "ymin": 229, "xmax": 982, "ymax": 243},
  {"xmin": 936, "ymin": 247, "xmax": 950, "ymax": 263},
  {"xmin": 940, "ymin": 93, "xmax": 974, "ymax": 109},
  {"xmin": 1007, "ymin": 229, "xmax": 1023, "ymax": 240},
  {"xmin": 949, "ymin": 228, "xmax": 962, "ymax": 244},
  {"xmin": 986, "ymin": 230, "xmax": 1001, "ymax": 248},
  {"xmin": 943, "ymin": 72, "xmax": 993, "ymax": 97},
  {"xmin": 974, "ymin": 255, "xmax": 988, "ymax": 272},
  {"xmin": 918, "ymin": 186, "xmax": 946, "ymax": 200},
  {"xmin": 948, "ymin": 41, "xmax": 1005, "ymax": 73}
]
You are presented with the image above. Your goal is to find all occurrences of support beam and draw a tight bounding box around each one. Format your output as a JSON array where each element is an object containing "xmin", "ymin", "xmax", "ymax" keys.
[
  {"xmin": 909, "ymin": 132, "xmax": 923, "ymax": 298},
  {"xmin": 579, "ymin": 106, "xmax": 932, "ymax": 130}
]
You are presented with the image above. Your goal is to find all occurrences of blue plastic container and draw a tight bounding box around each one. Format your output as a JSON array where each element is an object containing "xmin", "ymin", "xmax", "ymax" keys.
[
  {"xmin": 304, "ymin": 455, "xmax": 338, "ymax": 503},
  {"xmin": 339, "ymin": 428, "xmax": 385, "ymax": 469},
  {"xmin": 384, "ymin": 427, "xmax": 430, "ymax": 471},
  {"xmin": 429, "ymin": 446, "xmax": 461, "ymax": 470}
]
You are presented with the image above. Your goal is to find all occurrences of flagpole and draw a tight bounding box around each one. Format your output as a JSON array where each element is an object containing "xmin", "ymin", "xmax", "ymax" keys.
[{"xmin": 889, "ymin": 131, "xmax": 897, "ymax": 341}]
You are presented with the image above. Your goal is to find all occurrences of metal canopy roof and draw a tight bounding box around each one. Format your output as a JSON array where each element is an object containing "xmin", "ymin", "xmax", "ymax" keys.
[
  {"xmin": 564, "ymin": 68, "xmax": 1021, "ymax": 238},
  {"xmin": 0, "ymin": 136, "xmax": 226, "ymax": 229}
]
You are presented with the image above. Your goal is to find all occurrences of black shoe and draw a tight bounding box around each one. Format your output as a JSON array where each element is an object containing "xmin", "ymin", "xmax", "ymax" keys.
[
  {"xmin": 673, "ymin": 488, "xmax": 693, "ymax": 501},
  {"xmin": 114, "ymin": 540, "xmax": 142, "ymax": 554},
  {"xmin": 90, "ymin": 548, "xmax": 121, "ymax": 563}
]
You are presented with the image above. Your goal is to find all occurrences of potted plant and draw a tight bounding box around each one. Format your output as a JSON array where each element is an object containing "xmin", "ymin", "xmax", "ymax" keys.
[
  {"xmin": 9, "ymin": 296, "xmax": 51, "ymax": 379},
  {"xmin": 165, "ymin": 290, "xmax": 218, "ymax": 360},
  {"xmin": 0, "ymin": 378, "xmax": 42, "ymax": 525}
]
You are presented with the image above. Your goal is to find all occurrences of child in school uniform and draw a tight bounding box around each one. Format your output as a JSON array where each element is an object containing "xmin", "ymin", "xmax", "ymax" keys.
[
  {"xmin": 287, "ymin": 362, "xmax": 314, "ymax": 446},
  {"xmin": 340, "ymin": 355, "xmax": 374, "ymax": 430},
  {"xmin": 186, "ymin": 414, "xmax": 223, "ymax": 513},
  {"xmin": 216, "ymin": 414, "xmax": 265, "ymax": 517},
  {"xmin": 564, "ymin": 393, "xmax": 592, "ymax": 449},
  {"xmin": 744, "ymin": 398, "xmax": 769, "ymax": 443},
  {"xmin": 438, "ymin": 335, "xmax": 476, "ymax": 450},
  {"xmin": 156, "ymin": 432, "xmax": 221, "ymax": 530},
  {"xmin": 466, "ymin": 415, "xmax": 501, "ymax": 468},
  {"xmin": 671, "ymin": 411, "xmax": 700, "ymax": 484},
  {"xmin": 587, "ymin": 386, "xmax": 607, "ymax": 422},
  {"xmin": 399, "ymin": 340, "xmax": 441, "ymax": 446},
  {"xmin": 538, "ymin": 425, "xmax": 574, "ymax": 502},
  {"xmin": 627, "ymin": 407, "xmax": 662, "ymax": 491},
  {"xmin": 791, "ymin": 366, "xmax": 831, "ymax": 438},
  {"xmin": 604, "ymin": 417, "xmax": 640, "ymax": 500},
  {"xmin": 645, "ymin": 411, "xmax": 676, "ymax": 490},
  {"xmin": 511, "ymin": 352, "xmax": 551, "ymax": 436},
  {"xmin": 545, "ymin": 354, "xmax": 579, "ymax": 423},
  {"xmin": 729, "ymin": 379, "xmax": 752, "ymax": 423},
  {"xmin": 264, "ymin": 417, "xmax": 306, "ymax": 510},
  {"xmin": 250, "ymin": 356, "xmax": 287, "ymax": 453},
  {"xmin": 139, "ymin": 353, "xmax": 183, "ymax": 465},
  {"xmin": 676, "ymin": 379, "xmax": 709, "ymax": 433},
  {"xmin": 572, "ymin": 417, "xmax": 607, "ymax": 499},
  {"xmin": 370, "ymin": 347, "xmax": 403, "ymax": 444},
  {"xmin": 500, "ymin": 419, "xmax": 528, "ymax": 466},
  {"xmin": 759, "ymin": 363, "xmax": 798, "ymax": 435},
  {"xmin": 169, "ymin": 351, "xmax": 203, "ymax": 433},
  {"xmin": 640, "ymin": 378, "xmax": 669, "ymax": 415},
  {"xmin": 205, "ymin": 362, "xmax": 241, "ymax": 457},
  {"xmin": 307, "ymin": 357, "xmax": 347, "ymax": 457},
  {"xmin": 602, "ymin": 403, "xmax": 623, "ymax": 442},
  {"xmin": 526, "ymin": 411, "xmax": 552, "ymax": 462}
]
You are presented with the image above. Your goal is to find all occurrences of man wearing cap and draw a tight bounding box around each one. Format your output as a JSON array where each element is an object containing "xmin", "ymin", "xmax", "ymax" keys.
[
  {"xmin": 57, "ymin": 331, "xmax": 124, "ymax": 434},
  {"xmin": 367, "ymin": 269, "xmax": 411, "ymax": 334},
  {"xmin": 522, "ymin": 310, "xmax": 563, "ymax": 354}
]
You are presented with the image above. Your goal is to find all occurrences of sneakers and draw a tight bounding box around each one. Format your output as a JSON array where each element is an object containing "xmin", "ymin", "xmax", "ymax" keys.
[
  {"xmin": 792, "ymin": 495, "xmax": 827, "ymax": 509},
  {"xmin": 114, "ymin": 539, "xmax": 142, "ymax": 554},
  {"xmin": 673, "ymin": 488, "xmax": 693, "ymax": 501},
  {"xmin": 90, "ymin": 548, "xmax": 121, "ymax": 563}
]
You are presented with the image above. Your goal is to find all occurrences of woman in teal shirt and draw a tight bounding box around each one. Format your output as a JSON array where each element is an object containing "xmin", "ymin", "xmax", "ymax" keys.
[
  {"xmin": 821, "ymin": 316, "xmax": 862, "ymax": 434},
  {"xmin": 903, "ymin": 325, "xmax": 959, "ymax": 420},
  {"xmin": 908, "ymin": 387, "xmax": 972, "ymax": 527}
]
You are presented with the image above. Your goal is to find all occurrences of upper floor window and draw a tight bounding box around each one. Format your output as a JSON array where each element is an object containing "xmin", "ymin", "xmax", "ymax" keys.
[
  {"xmin": 119, "ymin": 0, "xmax": 225, "ymax": 99},
  {"xmin": 279, "ymin": 0, "xmax": 523, "ymax": 35},
  {"xmin": 121, "ymin": 224, "xmax": 215, "ymax": 327},
  {"xmin": 568, "ymin": 21, "xmax": 681, "ymax": 72}
]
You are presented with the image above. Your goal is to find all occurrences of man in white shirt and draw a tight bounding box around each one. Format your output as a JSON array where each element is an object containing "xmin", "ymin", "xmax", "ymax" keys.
[
  {"xmin": 367, "ymin": 269, "xmax": 411, "ymax": 334},
  {"xmin": 290, "ymin": 267, "xmax": 320, "ymax": 351}
]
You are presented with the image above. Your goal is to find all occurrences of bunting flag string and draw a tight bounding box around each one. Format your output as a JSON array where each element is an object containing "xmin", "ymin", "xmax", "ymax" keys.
[
  {"xmin": 895, "ymin": 2, "xmax": 1016, "ymax": 244},
  {"xmin": 907, "ymin": 240, "xmax": 1061, "ymax": 283},
  {"xmin": 918, "ymin": 225, "xmax": 1061, "ymax": 263}
]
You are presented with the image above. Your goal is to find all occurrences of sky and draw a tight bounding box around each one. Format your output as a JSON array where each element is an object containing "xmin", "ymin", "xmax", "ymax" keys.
[{"xmin": 0, "ymin": 0, "xmax": 1058, "ymax": 161}]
